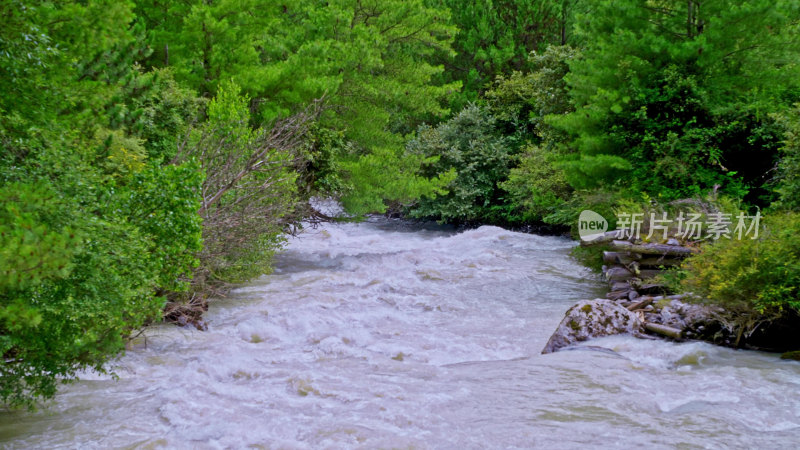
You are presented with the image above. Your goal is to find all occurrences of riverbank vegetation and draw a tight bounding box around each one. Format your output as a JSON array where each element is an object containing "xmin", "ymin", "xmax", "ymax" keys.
[{"xmin": 2, "ymin": 0, "xmax": 799, "ymax": 407}]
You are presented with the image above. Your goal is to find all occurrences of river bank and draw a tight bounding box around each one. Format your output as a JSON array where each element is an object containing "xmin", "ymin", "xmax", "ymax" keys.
[{"xmin": 543, "ymin": 230, "xmax": 800, "ymax": 356}]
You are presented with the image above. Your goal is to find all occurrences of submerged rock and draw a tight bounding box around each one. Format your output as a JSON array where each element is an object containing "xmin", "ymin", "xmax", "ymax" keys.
[
  {"xmin": 781, "ymin": 351, "xmax": 800, "ymax": 361},
  {"xmin": 542, "ymin": 299, "xmax": 643, "ymax": 354}
]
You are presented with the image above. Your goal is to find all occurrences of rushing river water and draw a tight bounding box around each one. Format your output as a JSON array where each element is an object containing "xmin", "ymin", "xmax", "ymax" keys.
[{"xmin": 2, "ymin": 218, "xmax": 800, "ymax": 448}]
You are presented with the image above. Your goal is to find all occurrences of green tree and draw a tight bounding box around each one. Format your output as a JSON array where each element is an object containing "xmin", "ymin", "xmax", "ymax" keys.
[
  {"xmin": 179, "ymin": 82, "xmax": 304, "ymax": 287},
  {"xmin": 553, "ymin": 0, "xmax": 800, "ymax": 202},
  {"xmin": 774, "ymin": 105, "xmax": 800, "ymax": 211},
  {"xmin": 136, "ymin": 0, "xmax": 460, "ymax": 214},
  {"xmin": 406, "ymin": 104, "xmax": 510, "ymax": 223},
  {"xmin": 425, "ymin": 0, "xmax": 586, "ymax": 106},
  {"xmin": 483, "ymin": 46, "xmax": 577, "ymax": 223},
  {"xmin": 485, "ymin": 45, "xmax": 578, "ymax": 144},
  {"xmin": 1, "ymin": 0, "xmax": 202, "ymax": 408}
]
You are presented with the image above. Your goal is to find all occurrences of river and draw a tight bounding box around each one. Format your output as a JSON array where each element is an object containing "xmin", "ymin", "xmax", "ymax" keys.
[{"xmin": 1, "ymin": 218, "xmax": 799, "ymax": 448}]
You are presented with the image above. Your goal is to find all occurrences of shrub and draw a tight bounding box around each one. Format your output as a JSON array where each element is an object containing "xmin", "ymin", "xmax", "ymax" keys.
[
  {"xmin": 1, "ymin": 163, "xmax": 202, "ymax": 409},
  {"xmin": 681, "ymin": 211, "xmax": 800, "ymax": 331},
  {"xmin": 486, "ymin": 46, "xmax": 578, "ymax": 224},
  {"xmin": 406, "ymin": 104, "xmax": 512, "ymax": 223},
  {"xmin": 0, "ymin": 1, "xmax": 204, "ymax": 407},
  {"xmin": 179, "ymin": 82, "xmax": 308, "ymax": 287},
  {"xmin": 501, "ymin": 143, "xmax": 572, "ymax": 223},
  {"xmin": 485, "ymin": 45, "xmax": 577, "ymax": 144}
]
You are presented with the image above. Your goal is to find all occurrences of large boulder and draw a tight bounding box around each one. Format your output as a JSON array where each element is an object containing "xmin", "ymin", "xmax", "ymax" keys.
[{"xmin": 542, "ymin": 299, "xmax": 643, "ymax": 354}]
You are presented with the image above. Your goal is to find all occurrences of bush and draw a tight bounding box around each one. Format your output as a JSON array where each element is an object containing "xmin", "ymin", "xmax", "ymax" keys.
[
  {"xmin": 180, "ymin": 82, "xmax": 305, "ymax": 287},
  {"xmin": 406, "ymin": 104, "xmax": 512, "ymax": 223},
  {"xmin": 552, "ymin": 1, "xmax": 796, "ymax": 204},
  {"xmin": 485, "ymin": 45, "xmax": 577, "ymax": 144},
  {"xmin": 485, "ymin": 46, "xmax": 578, "ymax": 224},
  {"xmin": 1, "ymin": 163, "xmax": 202, "ymax": 409},
  {"xmin": 0, "ymin": 1, "xmax": 204, "ymax": 407},
  {"xmin": 681, "ymin": 211, "xmax": 800, "ymax": 330},
  {"xmin": 501, "ymin": 143, "xmax": 572, "ymax": 223}
]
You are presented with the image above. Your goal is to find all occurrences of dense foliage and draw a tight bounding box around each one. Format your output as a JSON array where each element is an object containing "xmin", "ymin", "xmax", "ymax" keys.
[
  {"xmin": 489, "ymin": 45, "xmax": 577, "ymax": 223},
  {"xmin": 406, "ymin": 105, "xmax": 510, "ymax": 223},
  {"xmin": 774, "ymin": 106, "xmax": 800, "ymax": 211},
  {"xmin": 681, "ymin": 212, "xmax": 800, "ymax": 322},
  {"xmin": 0, "ymin": 1, "xmax": 203, "ymax": 408},
  {"xmin": 425, "ymin": 0, "xmax": 586, "ymax": 106},
  {"xmin": 184, "ymin": 82, "xmax": 301, "ymax": 286},
  {"xmin": 0, "ymin": 0, "xmax": 455, "ymax": 407},
  {"xmin": 135, "ymin": 0, "xmax": 459, "ymax": 213},
  {"xmin": 553, "ymin": 0, "xmax": 799, "ymax": 203}
]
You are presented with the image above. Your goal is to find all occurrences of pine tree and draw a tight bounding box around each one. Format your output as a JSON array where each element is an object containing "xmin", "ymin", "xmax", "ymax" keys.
[
  {"xmin": 425, "ymin": 0, "xmax": 587, "ymax": 106},
  {"xmin": 553, "ymin": 0, "xmax": 800, "ymax": 202},
  {"xmin": 136, "ymin": 0, "xmax": 460, "ymax": 214}
]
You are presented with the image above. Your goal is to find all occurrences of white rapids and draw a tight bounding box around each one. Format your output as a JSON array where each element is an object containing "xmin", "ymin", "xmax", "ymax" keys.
[{"xmin": 2, "ymin": 218, "xmax": 799, "ymax": 448}]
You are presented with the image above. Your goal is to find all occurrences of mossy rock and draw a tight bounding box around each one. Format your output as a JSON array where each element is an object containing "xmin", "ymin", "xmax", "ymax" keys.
[
  {"xmin": 780, "ymin": 350, "xmax": 800, "ymax": 361},
  {"xmin": 542, "ymin": 299, "xmax": 643, "ymax": 354}
]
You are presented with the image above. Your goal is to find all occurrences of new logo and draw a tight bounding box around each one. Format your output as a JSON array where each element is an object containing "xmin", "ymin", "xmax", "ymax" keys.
[{"xmin": 578, "ymin": 210, "xmax": 608, "ymax": 242}]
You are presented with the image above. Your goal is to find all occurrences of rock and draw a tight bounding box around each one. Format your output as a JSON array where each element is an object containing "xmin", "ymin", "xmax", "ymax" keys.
[
  {"xmin": 649, "ymin": 299, "xmax": 720, "ymax": 330},
  {"xmin": 781, "ymin": 351, "xmax": 800, "ymax": 361},
  {"xmin": 610, "ymin": 281, "xmax": 631, "ymax": 291},
  {"xmin": 642, "ymin": 299, "xmax": 731, "ymax": 344},
  {"xmin": 542, "ymin": 300, "xmax": 644, "ymax": 354},
  {"xmin": 604, "ymin": 266, "xmax": 634, "ymax": 281},
  {"xmin": 607, "ymin": 289, "xmax": 632, "ymax": 301}
]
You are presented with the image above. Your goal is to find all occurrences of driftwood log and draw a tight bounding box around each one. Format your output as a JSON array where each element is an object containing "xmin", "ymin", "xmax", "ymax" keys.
[
  {"xmin": 644, "ymin": 322, "xmax": 683, "ymax": 340},
  {"xmin": 602, "ymin": 251, "xmax": 683, "ymax": 267},
  {"xmin": 632, "ymin": 268, "xmax": 663, "ymax": 279},
  {"xmin": 604, "ymin": 266, "xmax": 662, "ymax": 281},
  {"xmin": 608, "ymin": 290, "xmax": 632, "ymax": 301},
  {"xmin": 610, "ymin": 240, "xmax": 699, "ymax": 256},
  {"xmin": 627, "ymin": 297, "xmax": 655, "ymax": 311}
]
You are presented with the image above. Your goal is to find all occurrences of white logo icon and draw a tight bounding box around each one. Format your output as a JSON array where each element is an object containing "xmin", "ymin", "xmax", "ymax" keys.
[{"xmin": 578, "ymin": 210, "xmax": 609, "ymax": 242}]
